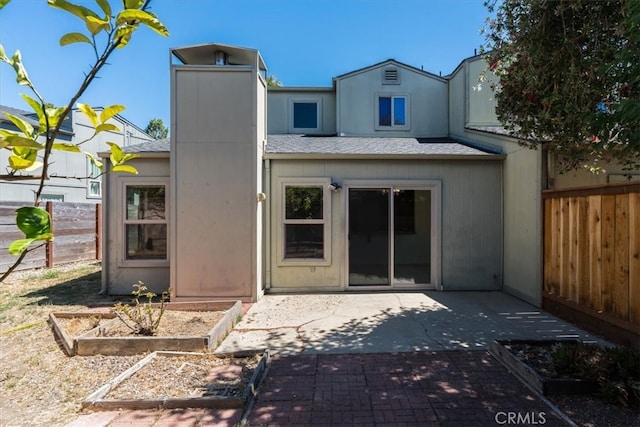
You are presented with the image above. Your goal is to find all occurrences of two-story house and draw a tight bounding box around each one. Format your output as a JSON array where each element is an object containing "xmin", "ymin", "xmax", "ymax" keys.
[
  {"xmin": 0, "ymin": 105, "xmax": 153, "ymax": 203},
  {"xmin": 99, "ymin": 42, "xmax": 636, "ymax": 307}
]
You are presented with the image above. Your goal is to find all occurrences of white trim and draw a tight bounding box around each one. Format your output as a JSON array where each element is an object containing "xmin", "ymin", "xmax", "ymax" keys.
[
  {"xmin": 288, "ymin": 98, "xmax": 323, "ymax": 134},
  {"xmin": 86, "ymin": 158, "xmax": 102, "ymax": 199},
  {"xmin": 343, "ymin": 179, "xmax": 441, "ymax": 290},
  {"xmin": 117, "ymin": 177, "xmax": 169, "ymax": 268},
  {"xmin": 277, "ymin": 177, "xmax": 332, "ymax": 266},
  {"xmin": 374, "ymin": 93, "xmax": 410, "ymax": 130}
]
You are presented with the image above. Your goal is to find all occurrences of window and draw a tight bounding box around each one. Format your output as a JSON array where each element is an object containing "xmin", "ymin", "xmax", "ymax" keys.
[
  {"xmin": 375, "ymin": 94, "xmax": 409, "ymax": 130},
  {"xmin": 87, "ymin": 159, "xmax": 101, "ymax": 198},
  {"xmin": 280, "ymin": 178, "xmax": 331, "ymax": 264},
  {"xmin": 124, "ymin": 184, "xmax": 167, "ymax": 261},
  {"xmin": 40, "ymin": 193, "xmax": 64, "ymax": 202},
  {"xmin": 289, "ymin": 99, "xmax": 322, "ymax": 133}
]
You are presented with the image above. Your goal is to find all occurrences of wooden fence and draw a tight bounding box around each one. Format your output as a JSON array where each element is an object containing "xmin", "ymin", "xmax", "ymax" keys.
[
  {"xmin": 0, "ymin": 201, "xmax": 101, "ymax": 273},
  {"xmin": 542, "ymin": 182, "xmax": 640, "ymax": 345}
]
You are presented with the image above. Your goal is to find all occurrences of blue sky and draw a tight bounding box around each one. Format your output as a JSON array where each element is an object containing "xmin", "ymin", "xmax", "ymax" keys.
[{"xmin": 0, "ymin": 0, "xmax": 491, "ymax": 130}]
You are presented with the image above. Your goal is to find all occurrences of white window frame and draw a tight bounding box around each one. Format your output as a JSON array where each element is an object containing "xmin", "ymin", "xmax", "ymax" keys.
[
  {"xmin": 289, "ymin": 98, "xmax": 323, "ymax": 134},
  {"xmin": 374, "ymin": 93, "xmax": 410, "ymax": 130},
  {"xmin": 119, "ymin": 177, "xmax": 169, "ymax": 267},
  {"xmin": 87, "ymin": 158, "xmax": 102, "ymax": 199},
  {"xmin": 278, "ymin": 177, "xmax": 331, "ymax": 266}
]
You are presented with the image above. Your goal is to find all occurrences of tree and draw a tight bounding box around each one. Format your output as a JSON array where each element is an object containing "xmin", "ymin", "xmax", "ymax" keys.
[
  {"xmin": 0, "ymin": 0, "xmax": 169, "ymax": 282},
  {"xmin": 144, "ymin": 117, "xmax": 168, "ymax": 139},
  {"xmin": 482, "ymin": 0, "xmax": 640, "ymax": 173},
  {"xmin": 266, "ymin": 75, "xmax": 282, "ymax": 87}
]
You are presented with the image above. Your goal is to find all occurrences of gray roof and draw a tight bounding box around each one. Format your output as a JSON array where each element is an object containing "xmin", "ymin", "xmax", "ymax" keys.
[
  {"xmin": 0, "ymin": 105, "xmax": 40, "ymax": 128},
  {"xmin": 117, "ymin": 136, "xmax": 504, "ymax": 159},
  {"xmin": 265, "ymin": 135, "xmax": 501, "ymax": 157},
  {"xmin": 122, "ymin": 139, "xmax": 170, "ymax": 153}
]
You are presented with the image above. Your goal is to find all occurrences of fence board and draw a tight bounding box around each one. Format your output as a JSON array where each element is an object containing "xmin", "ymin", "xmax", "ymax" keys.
[
  {"xmin": 560, "ymin": 198, "xmax": 570, "ymax": 298},
  {"xmin": 601, "ymin": 195, "xmax": 616, "ymax": 314},
  {"xmin": 578, "ymin": 197, "xmax": 590, "ymax": 305},
  {"xmin": 629, "ymin": 193, "xmax": 640, "ymax": 327},
  {"xmin": 588, "ymin": 195, "xmax": 603, "ymax": 311},
  {"xmin": 613, "ymin": 194, "xmax": 630, "ymax": 320},
  {"xmin": 0, "ymin": 201, "xmax": 100, "ymax": 273},
  {"xmin": 543, "ymin": 199, "xmax": 553, "ymax": 294},
  {"xmin": 543, "ymin": 183, "xmax": 639, "ymax": 343}
]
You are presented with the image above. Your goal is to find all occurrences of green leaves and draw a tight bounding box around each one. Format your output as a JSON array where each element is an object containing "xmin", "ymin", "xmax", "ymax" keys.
[
  {"xmin": 60, "ymin": 32, "xmax": 92, "ymax": 46},
  {"xmin": 9, "ymin": 207, "xmax": 53, "ymax": 256},
  {"xmin": 108, "ymin": 141, "xmax": 139, "ymax": 173},
  {"xmin": 116, "ymin": 9, "xmax": 169, "ymax": 37}
]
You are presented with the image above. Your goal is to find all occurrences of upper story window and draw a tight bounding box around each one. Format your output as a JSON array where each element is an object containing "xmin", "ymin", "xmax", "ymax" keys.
[
  {"xmin": 289, "ymin": 98, "xmax": 322, "ymax": 133},
  {"xmin": 375, "ymin": 93, "xmax": 409, "ymax": 130},
  {"xmin": 87, "ymin": 159, "xmax": 101, "ymax": 198}
]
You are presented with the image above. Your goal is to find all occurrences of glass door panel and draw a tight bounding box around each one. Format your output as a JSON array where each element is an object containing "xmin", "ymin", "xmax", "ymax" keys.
[
  {"xmin": 393, "ymin": 189, "xmax": 431, "ymax": 285},
  {"xmin": 348, "ymin": 189, "xmax": 390, "ymax": 286}
]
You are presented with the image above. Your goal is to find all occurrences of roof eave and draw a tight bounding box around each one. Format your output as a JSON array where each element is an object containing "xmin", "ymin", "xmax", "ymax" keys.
[{"xmin": 263, "ymin": 152, "xmax": 506, "ymax": 160}]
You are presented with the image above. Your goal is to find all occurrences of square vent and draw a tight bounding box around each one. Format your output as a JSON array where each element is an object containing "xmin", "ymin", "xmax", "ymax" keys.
[{"xmin": 383, "ymin": 67, "xmax": 400, "ymax": 84}]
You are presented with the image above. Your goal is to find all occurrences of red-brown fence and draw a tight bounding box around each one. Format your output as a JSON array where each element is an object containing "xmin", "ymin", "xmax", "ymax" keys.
[
  {"xmin": 0, "ymin": 201, "xmax": 101, "ymax": 273},
  {"xmin": 542, "ymin": 182, "xmax": 640, "ymax": 346}
]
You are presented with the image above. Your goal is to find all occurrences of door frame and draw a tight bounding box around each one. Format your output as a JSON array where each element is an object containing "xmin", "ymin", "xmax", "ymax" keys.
[{"xmin": 344, "ymin": 179, "xmax": 441, "ymax": 291}]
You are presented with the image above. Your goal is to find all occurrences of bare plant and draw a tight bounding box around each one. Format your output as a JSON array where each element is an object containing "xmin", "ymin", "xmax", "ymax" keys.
[{"xmin": 112, "ymin": 281, "xmax": 169, "ymax": 336}]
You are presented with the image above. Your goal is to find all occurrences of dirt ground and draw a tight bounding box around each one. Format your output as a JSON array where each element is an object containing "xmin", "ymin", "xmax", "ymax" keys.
[{"xmin": 0, "ymin": 262, "xmax": 244, "ymax": 427}]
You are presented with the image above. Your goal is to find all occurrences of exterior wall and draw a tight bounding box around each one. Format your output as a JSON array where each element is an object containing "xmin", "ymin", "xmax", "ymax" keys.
[
  {"xmin": 102, "ymin": 156, "xmax": 170, "ymax": 295},
  {"xmin": 449, "ymin": 57, "xmax": 543, "ymax": 306},
  {"xmin": 336, "ymin": 64, "xmax": 448, "ymax": 137},
  {"xmin": 551, "ymin": 158, "xmax": 640, "ymax": 189},
  {"xmin": 171, "ymin": 65, "xmax": 264, "ymax": 302},
  {"xmin": 0, "ymin": 110, "xmax": 152, "ymax": 204},
  {"xmin": 266, "ymin": 158, "xmax": 503, "ymax": 292},
  {"xmin": 267, "ymin": 88, "xmax": 336, "ymax": 134}
]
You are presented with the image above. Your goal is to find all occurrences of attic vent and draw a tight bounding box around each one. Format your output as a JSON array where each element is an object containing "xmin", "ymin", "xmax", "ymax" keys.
[{"xmin": 383, "ymin": 67, "xmax": 400, "ymax": 84}]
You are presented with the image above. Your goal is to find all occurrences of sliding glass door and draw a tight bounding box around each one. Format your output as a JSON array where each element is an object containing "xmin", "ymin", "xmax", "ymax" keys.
[{"xmin": 348, "ymin": 186, "xmax": 432, "ymax": 288}]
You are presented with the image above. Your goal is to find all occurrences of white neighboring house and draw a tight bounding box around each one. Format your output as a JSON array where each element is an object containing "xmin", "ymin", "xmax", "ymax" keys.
[{"xmin": 0, "ymin": 105, "xmax": 154, "ymax": 203}]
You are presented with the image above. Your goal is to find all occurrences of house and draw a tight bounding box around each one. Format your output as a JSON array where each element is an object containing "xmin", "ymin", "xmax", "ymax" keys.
[
  {"xmin": 0, "ymin": 105, "xmax": 153, "ymax": 204},
  {"xmin": 99, "ymin": 42, "xmax": 638, "ymax": 307}
]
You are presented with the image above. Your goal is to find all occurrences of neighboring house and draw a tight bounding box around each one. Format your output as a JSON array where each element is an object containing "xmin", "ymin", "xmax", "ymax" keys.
[
  {"xmin": 99, "ymin": 42, "xmax": 638, "ymax": 307},
  {"xmin": 0, "ymin": 105, "xmax": 154, "ymax": 203}
]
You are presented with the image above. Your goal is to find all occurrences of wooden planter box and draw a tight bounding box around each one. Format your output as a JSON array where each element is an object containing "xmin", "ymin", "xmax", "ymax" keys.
[
  {"xmin": 82, "ymin": 350, "xmax": 271, "ymax": 411},
  {"xmin": 489, "ymin": 339, "xmax": 599, "ymax": 396},
  {"xmin": 50, "ymin": 301, "xmax": 243, "ymax": 356}
]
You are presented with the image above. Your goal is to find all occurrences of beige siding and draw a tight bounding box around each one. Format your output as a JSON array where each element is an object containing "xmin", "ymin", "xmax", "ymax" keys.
[
  {"xmin": 103, "ymin": 157, "xmax": 170, "ymax": 295},
  {"xmin": 337, "ymin": 65, "xmax": 448, "ymax": 137},
  {"xmin": 267, "ymin": 89, "xmax": 336, "ymax": 134},
  {"xmin": 171, "ymin": 66, "xmax": 263, "ymax": 301},
  {"xmin": 267, "ymin": 158, "xmax": 503, "ymax": 291}
]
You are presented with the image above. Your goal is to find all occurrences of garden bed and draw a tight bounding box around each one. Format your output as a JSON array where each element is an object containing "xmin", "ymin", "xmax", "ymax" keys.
[
  {"xmin": 82, "ymin": 350, "xmax": 270, "ymax": 411},
  {"xmin": 49, "ymin": 301, "xmax": 242, "ymax": 356},
  {"xmin": 489, "ymin": 339, "xmax": 600, "ymax": 396}
]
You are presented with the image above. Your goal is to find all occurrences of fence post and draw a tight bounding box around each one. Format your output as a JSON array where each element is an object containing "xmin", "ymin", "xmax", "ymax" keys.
[
  {"xmin": 96, "ymin": 204, "xmax": 102, "ymax": 261},
  {"xmin": 46, "ymin": 201, "xmax": 53, "ymax": 268}
]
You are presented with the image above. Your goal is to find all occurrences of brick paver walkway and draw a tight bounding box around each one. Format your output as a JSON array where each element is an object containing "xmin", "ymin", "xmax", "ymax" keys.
[
  {"xmin": 67, "ymin": 350, "xmax": 568, "ymax": 426},
  {"xmin": 247, "ymin": 351, "xmax": 567, "ymax": 426}
]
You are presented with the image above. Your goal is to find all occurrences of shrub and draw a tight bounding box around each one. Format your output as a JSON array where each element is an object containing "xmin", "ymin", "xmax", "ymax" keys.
[{"xmin": 112, "ymin": 281, "xmax": 170, "ymax": 336}]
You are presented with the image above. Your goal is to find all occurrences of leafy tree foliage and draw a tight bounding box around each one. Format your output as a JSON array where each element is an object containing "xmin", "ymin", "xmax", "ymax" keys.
[
  {"xmin": 0, "ymin": 0, "xmax": 168, "ymax": 282},
  {"xmin": 267, "ymin": 75, "xmax": 282, "ymax": 87},
  {"xmin": 482, "ymin": 0, "xmax": 640, "ymax": 172},
  {"xmin": 144, "ymin": 117, "xmax": 168, "ymax": 139}
]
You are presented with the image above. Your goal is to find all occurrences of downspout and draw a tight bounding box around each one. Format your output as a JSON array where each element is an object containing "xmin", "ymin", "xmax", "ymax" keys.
[{"xmin": 264, "ymin": 158, "xmax": 272, "ymax": 289}]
